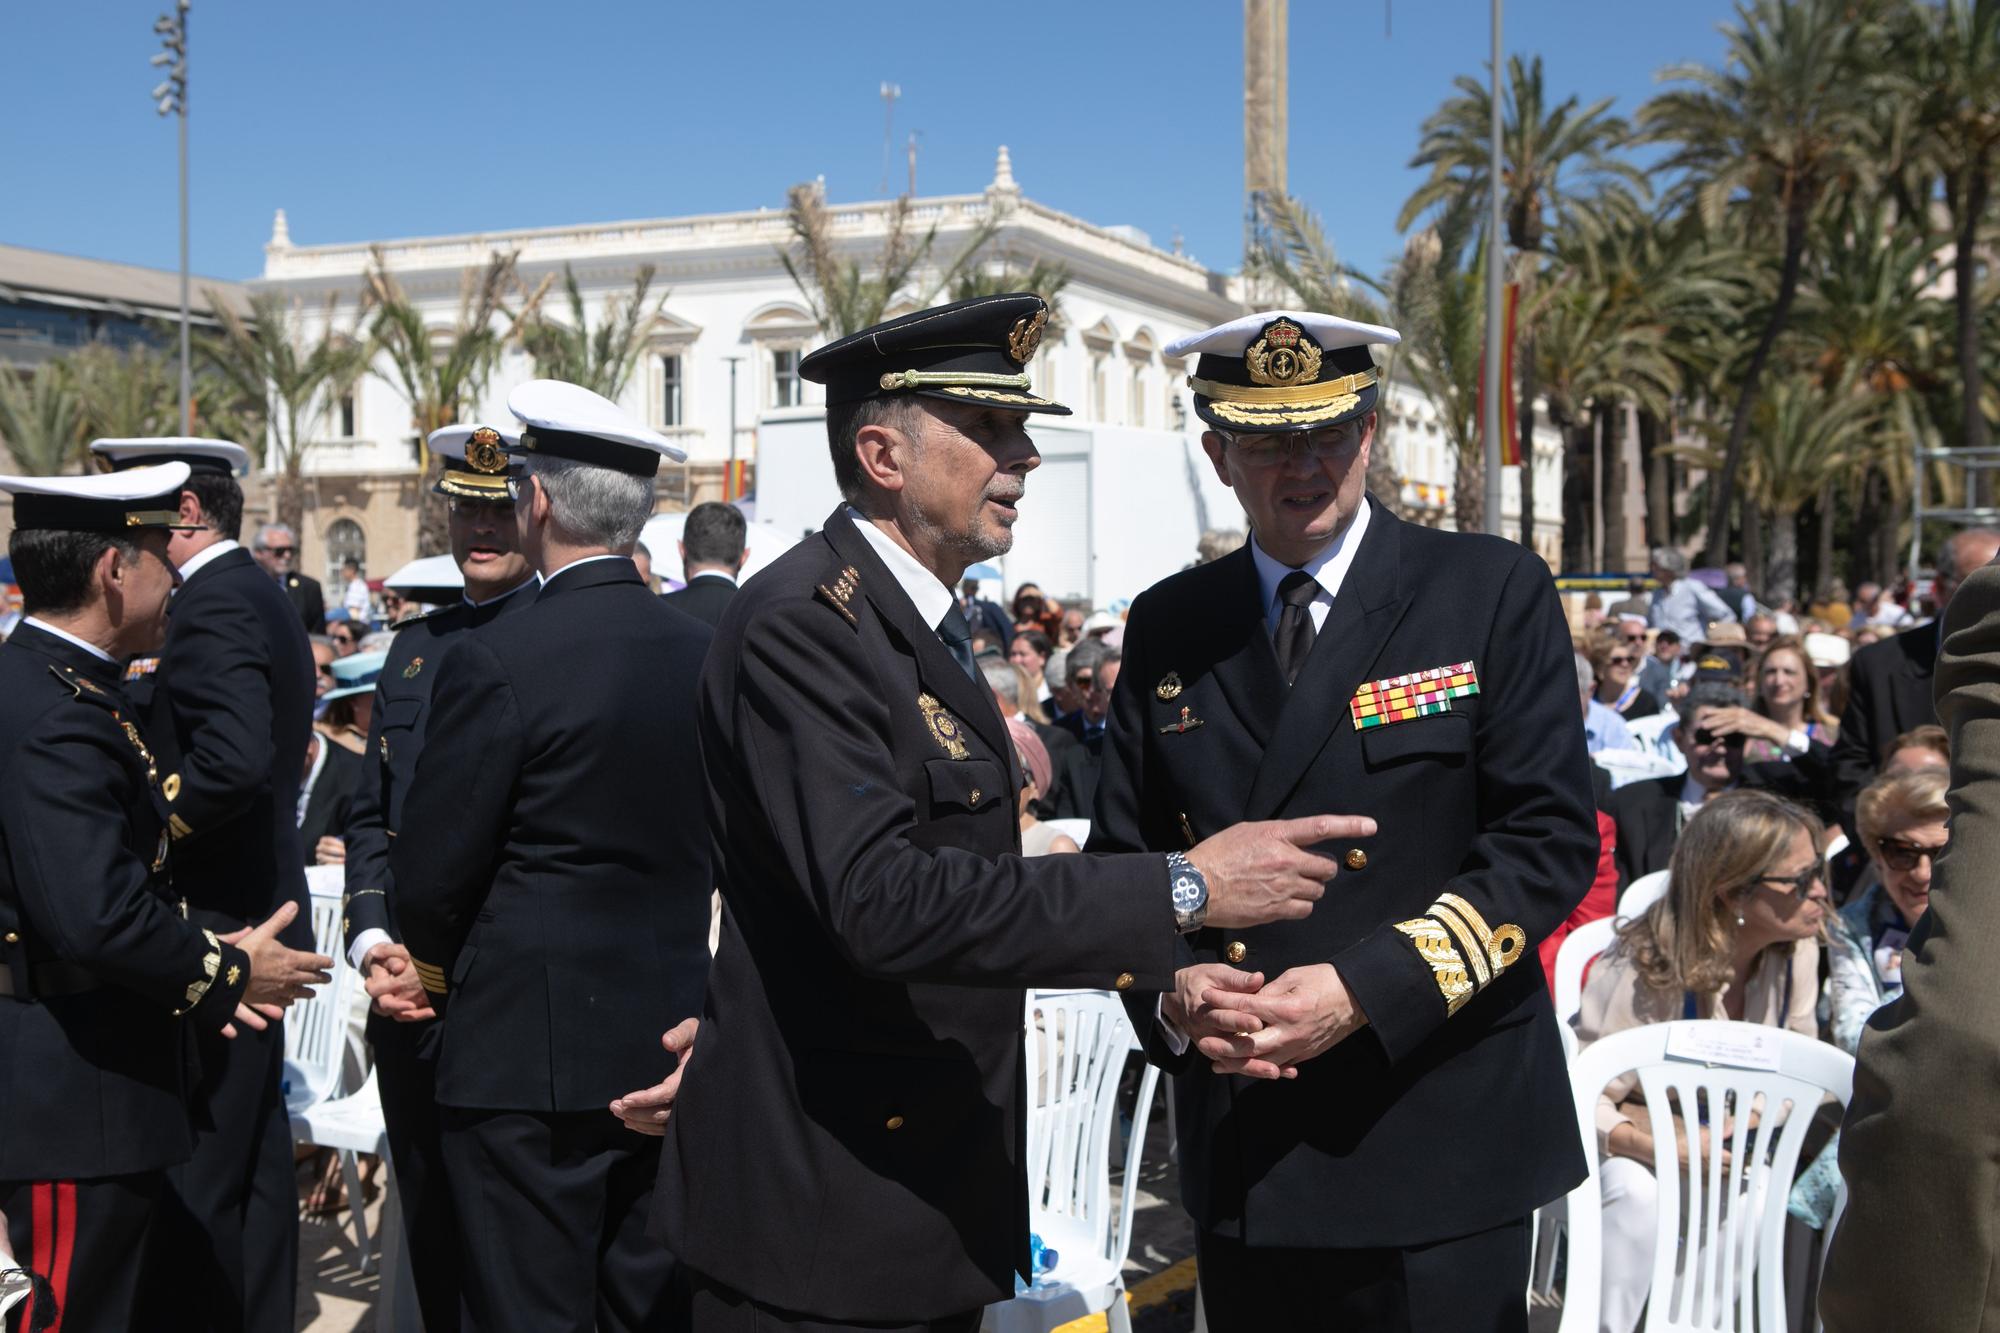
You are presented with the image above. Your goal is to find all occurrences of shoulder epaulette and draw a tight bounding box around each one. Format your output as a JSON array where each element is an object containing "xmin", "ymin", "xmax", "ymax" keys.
[
  {"xmin": 48, "ymin": 662, "xmax": 114, "ymax": 706},
  {"xmin": 814, "ymin": 565, "xmax": 862, "ymax": 627},
  {"xmin": 48, "ymin": 663, "xmax": 163, "ymax": 786}
]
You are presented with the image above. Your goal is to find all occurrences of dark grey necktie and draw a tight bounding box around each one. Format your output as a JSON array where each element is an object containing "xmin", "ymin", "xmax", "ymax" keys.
[
  {"xmin": 1274, "ymin": 570, "xmax": 1319, "ymax": 685},
  {"xmin": 938, "ymin": 603, "xmax": 979, "ymax": 682}
]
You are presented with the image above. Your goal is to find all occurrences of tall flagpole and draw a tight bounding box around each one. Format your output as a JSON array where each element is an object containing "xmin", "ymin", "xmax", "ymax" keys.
[{"xmin": 1482, "ymin": 0, "xmax": 1505, "ymax": 538}]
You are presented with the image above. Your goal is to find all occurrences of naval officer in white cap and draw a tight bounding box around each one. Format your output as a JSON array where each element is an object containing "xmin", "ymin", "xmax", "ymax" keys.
[
  {"xmin": 1091, "ymin": 311, "xmax": 1597, "ymax": 1332},
  {"xmin": 392, "ymin": 382, "xmax": 715, "ymax": 1331}
]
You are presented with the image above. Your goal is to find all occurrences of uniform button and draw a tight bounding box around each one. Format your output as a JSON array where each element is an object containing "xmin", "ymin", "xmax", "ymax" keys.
[
  {"xmin": 1225, "ymin": 941, "xmax": 1247, "ymax": 964},
  {"xmin": 885, "ymin": 1115, "xmax": 905, "ymax": 1131},
  {"xmin": 2, "ymin": 932, "xmax": 16, "ymax": 944},
  {"xmin": 1114, "ymin": 972, "xmax": 1135, "ymax": 991},
  {"xmin": 969, "ymin": 789, "xmax": 982, "ymax": 806},
  {"xmin": 1345, "ymin": 848, "xmax": 1369, "ymax": 871}
]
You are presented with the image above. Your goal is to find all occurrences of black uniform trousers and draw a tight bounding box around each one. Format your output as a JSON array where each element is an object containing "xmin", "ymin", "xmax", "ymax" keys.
[
  {"xmin": 1195, "ymin": 1218, "xmax": 1531, "ymax": 1333},
  {"xmin": 439, "ymin": 1107, "xmax": 674, "ymax": 1333},
  {"xmin": 2, "ymin": 1174, "xmax": 163, "ymax": 1332},
  {"xmin": 678, "ymin": 1270, "xmax": 980, "ymax": 1333},
  {"xmin": 369, "ymin": 1014, "xmax": 460, "ymax": 1332},
  {"xmin": 158, "ymin": 1022, "xmax": 296, "ymax": 1333}
]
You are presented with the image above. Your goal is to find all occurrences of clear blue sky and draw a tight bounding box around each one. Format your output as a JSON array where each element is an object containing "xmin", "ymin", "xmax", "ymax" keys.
[{"xmin": 2, "ymin": 1, "xmax": 1735, "ymax": 286}]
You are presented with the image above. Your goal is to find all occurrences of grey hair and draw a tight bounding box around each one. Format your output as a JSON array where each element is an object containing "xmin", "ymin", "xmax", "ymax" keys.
[
  {"xmin": 1937, "ymin": 528, "xmax": 2000, "ymax": 582},
  {"xmin": 1574, "ymin": 651, "xmax": 1595, "ymax": 699},
  {"xmin": 979, "ymin": 655, "xmax": 1022, "ymax": 701},
  {"xmin": 254, "ymin": 522, "xmax": 296, "ymax": 549},
  {"xmin": 526, "ymin": 455, "xmax": 654, "ymax": 551},
  {"xmin": 1676, "ymin": 681, "xmax": 1748, "ymax": 726},
  {"xmin": 1064, "ymin": 636, "xmax": 1114, "ymax": 684},
  {"xmin": 1651, "ymin": 547, "xmax": 1688, "ymax": 578}
]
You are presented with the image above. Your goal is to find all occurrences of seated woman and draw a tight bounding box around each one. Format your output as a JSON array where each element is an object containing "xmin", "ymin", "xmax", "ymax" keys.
[
  {"xmin": 1574, "ymin": 789, "xmax": 1828, "ymax": 1333},
  {"xmin": 1008, "ymin": 721, "xmax": 1078, "ymax": 857},
  {"xmin": 1590, "ymin": 633, "xmax": 1663, "ymax": 723},
  {"xmin": 1787, "ymin": 767, "xmax": 1950, "ymax": 1233},
  {"xmin": 1729, "ymin": 635, "xmax": 1839, "ymax": 763}
]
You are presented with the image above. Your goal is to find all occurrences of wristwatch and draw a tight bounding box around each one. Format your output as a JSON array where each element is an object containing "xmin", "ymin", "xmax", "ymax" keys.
[{"xmin": 1167, "ymin": 851, "xmax": 1209, "ymax": 934}]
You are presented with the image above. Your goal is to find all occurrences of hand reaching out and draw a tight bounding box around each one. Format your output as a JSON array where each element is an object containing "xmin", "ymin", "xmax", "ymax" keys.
[
  {"xmin": 611, "ymin": 1018, "xmax": 699, "ymax": 1136},
  {"xmin": 219, "ymin": 901, "xmax": 333, "ymax": 1010}
]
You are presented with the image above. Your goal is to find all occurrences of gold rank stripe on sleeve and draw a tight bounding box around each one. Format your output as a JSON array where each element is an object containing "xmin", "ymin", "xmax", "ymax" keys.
[
  {"xmin": 1350, "ymin": 660, "xmax": 1480, "ymax": 731},
  {"xmin": 410, "ymin": 957, "xmax": 449, "ymax": 996},
  {"xmin": 173, "ymin": 928, "xmax": 224, "ymax": 1016},
  {"xmin": 1393, "ymin": 893, "xmax": 1528, "ymax": 1016}
]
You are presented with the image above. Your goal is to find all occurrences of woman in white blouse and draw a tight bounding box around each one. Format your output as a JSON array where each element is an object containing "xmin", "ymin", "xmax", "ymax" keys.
[{"xmin": 1573, "ymin": 789, "xmax": 1828, "ymax": 1333}]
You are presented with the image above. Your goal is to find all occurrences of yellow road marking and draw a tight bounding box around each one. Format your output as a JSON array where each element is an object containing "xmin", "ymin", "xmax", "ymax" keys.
[{"xmin": 1050, "ymin": 1257, "xmax": 1199, "ymax": 1331}]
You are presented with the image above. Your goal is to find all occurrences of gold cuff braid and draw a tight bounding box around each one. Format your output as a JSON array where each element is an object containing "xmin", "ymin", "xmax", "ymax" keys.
[
  {"xmin": 1395, "ymin": 894, "xmax": 1529, "ymax": 1017},
  {"xmin": 1392, "ymin": 918, "xmax": 1477, "ymax": 1016},
  {"xmin": 175, "ymin": 928, "xmax": 223, "ymax": 1015}
]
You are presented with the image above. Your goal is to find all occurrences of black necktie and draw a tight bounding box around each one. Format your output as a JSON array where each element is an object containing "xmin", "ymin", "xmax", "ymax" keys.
[
  {"xmin": 1274, "ymin": 570, "xmax": 1319, "ymax": 685},
  {"xmin": 937, "ymin": 603, "xmax": 979, "ymax": 683}
]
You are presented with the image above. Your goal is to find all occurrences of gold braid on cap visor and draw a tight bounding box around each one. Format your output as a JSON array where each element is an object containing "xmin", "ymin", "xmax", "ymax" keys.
[{"xmin": 1188, "ymin": 368, "xmax": 1376, "ymax": 425}]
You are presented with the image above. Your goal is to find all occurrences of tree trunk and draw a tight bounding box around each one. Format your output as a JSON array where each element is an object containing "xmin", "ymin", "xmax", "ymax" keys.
[
  {"xmin": 1703, "ymin": 197, "xmax": 1812, "ymax": 566},
  {"xmin": 1814, "ymin": 480, "xmax": 1837, "ymax": 601},
  {"xmin": 275, "ymin": 466, "xmax": 305, "ymax": 537},
  {"xmin": 1453, "ymin": 441, "xmax": 1484, "ymax": 536},
  {"xmin": 1741, "ymin": 496, "xmax": 1764, "ymax": 596},
  {"xmin": 1606, "ymin": 402, "xmax": 1632, "ymax": 572},
  {"xmin": 1518, "ymin": 333, "xmax": 1539, "ymax": 554},
  {"xmin": 1766, "ymin": 507, "xmax": 1800, "ymax": 608},
  {"xmin": 1871, "ymin": 474, "xmax": 1901, "ymax": 587},
  {"xmin": 1590, "ymin": 403, "xmax": 1606, "ymax": 572},
  {"xmin": 1956, "ymin": 158, "xmax": 1991, "ymax": 497},
  {"xmin": 1560, "ymin": 423, "xmax": 1592, "ymax": 572},
  {"xmin": 1641, "ymin": 409, "xmax": 1668, "ymax": 549}
]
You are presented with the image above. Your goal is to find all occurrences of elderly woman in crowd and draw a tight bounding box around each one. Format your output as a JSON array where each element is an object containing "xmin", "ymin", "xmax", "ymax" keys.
[
  {"xmin": 1575, "ymin": 790, "xmax": 1828, "ymax": 1333},
  {"xmin": 1590, "ymin": 632, "xmax": 1663, "ymax": 723},
  {"xmin": 1007, "ymin": 720, "xmax": 1077, "ymax": 856}
]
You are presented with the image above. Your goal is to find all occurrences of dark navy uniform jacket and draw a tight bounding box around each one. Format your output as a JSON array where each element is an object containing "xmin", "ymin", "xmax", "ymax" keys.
[
  {"xmin": 342, "ymin": 580, "xmax": 538, "ymax": 957},
  {"xmin": 393, "ymin": 558, "xmax": 714, "ymax": 1112},
  {"xmin": 149, "ymin": 545, "xmax": 315, "ymax": 950},
  {"xmin": 653, "ymin": 508, "xmax": 1179, "ymax": 1324},
  {"xmin": 0, "ymin": 623, "xmax": 249, "ymax": 1180},
  {"xmin": 1095, "ymin": 497, "xmax": 1597, "ymax": 1250}
]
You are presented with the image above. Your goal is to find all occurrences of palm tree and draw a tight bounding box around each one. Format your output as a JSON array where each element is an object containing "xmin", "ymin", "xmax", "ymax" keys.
[
  {"xmin": 363, "ymin": 249, "xmax": 521, "ymax": 554},
  {"xmin": 196, "ymin": 290, "xmax": 367, "ymax": 533},
  {"xmin": 1247, "ymin": 192, "xmax": 1404, "ymax": 508},
  {"xmin": 1390, "ymin": 199, "xmax": 1490, "ymax": 534},
  {"xmin": 778, "ymin": 182, "xmax": 995, "ymax": 338},
  {"xmin": 66, "ymin": 342, "xmax": 178, "ymax": 442},
  {"xmin": 1892, "ymin": 0, "xmax": 2000, "ymax": 462},
  {"xmin": 948, "ymin": 255, "xmax": 1072, "ymax": 328},
  {"xmin": 514, "ymin": 263, "xmax": 669, "ymax": 400},
  {"xmin": 1640, "ymin": 0, "xmax": 1883, "ymax": 564},
  {"xmin": 0, "ymin": 363, "xmax": 83, "ymax": 475},
  {"xmin": 1399, "ymin": 54, "xmax": 1646, "ymax": 550}
]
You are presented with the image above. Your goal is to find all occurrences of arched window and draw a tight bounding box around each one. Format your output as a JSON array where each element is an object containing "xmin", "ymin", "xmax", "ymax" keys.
[{"xmin": 325, "ymin": 518, "xmax": 366, "ymax": 588}]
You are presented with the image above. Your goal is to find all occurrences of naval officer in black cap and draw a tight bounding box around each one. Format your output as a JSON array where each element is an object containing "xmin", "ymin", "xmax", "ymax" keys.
[
  {"xmin": 1091, "ymin": 311, "xmax": 1597, "ymax": 1331},
  {"xmin": 633, "ymin": 294, "xmax": 1374, "ymax": 1331},
  {"xmin": 339, "ymin": 423, "xmax": 539, "ymax": 1332},
  {"xmin": 92, "ymin": 435, "xmax": 320, "ymax": 1333},
  {"xmin": 0, "ymin": 464, "xmax": 330, "ymax": 1331},
  {"xmin": 393, "ymin": 382, "xmax": 713, "ymax": 1332}
]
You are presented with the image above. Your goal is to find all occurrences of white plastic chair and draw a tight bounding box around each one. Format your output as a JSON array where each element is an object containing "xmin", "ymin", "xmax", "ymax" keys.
[
  {"xmin": 1557, "ymin": 1021, "xmax": 1854, "ymax": 1333},
  {"xmin": 285, "ymin": 873, "xmax": 357, "ymax": 1117},
  {"xmin": 985, "ymin": 990, "xmax": 1157, "ymax": 1333},
  {"xmin": 1620, "ymin": 869, "xmax": 1672, "ymax": 922},
  {"xmin": 1043, "ymin": 818, "xmax": 1092, "ymax": 850},
  {"xmin": 1595, "ymin": 748, "xmax": 1686, "ymax": 789},
  {"xmin": 1554, "ymin": 917, "xmax": 1618, "ymax": 1031},
  {"xmin": 1823, "ymin": 831, "xmax": 1849, "ymax": 863},
  {"xmin": 1628, "ymin": 711, "xmax": 1681, "ymax": 752}
]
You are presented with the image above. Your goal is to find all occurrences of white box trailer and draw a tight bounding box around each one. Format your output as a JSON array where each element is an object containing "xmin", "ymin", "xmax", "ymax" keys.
[{"xmin": 751, "ymin": 406, "xmax": 1245, "ymax": 609}]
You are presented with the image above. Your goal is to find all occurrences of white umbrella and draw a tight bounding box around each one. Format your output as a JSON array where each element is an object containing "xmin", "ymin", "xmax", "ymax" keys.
[{"xmin": 382, "ymin": 554, "xmax": 463, "ymax": 594}]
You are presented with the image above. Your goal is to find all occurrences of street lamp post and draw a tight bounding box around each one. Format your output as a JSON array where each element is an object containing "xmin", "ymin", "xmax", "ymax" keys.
[
  {"xmin": 1482, "ymin": 0, "xmax": 1505, "ymax": 538},
  {"xmin": 723, "ymin": 355, "xmax": 744, "ymax": 502},
  {"xmin": 152, "ymin": 2, "xmax": 191, "ymax": 435}
]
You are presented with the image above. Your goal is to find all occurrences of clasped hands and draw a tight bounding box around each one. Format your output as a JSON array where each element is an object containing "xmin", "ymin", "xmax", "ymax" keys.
[
  {"xmin": 1166, "ymin": 961, "xmax": 1367, "ymax": 1080},
  {"xmin": 361, "ymin": 942, "xmax": 436, "ymax": 1022}
]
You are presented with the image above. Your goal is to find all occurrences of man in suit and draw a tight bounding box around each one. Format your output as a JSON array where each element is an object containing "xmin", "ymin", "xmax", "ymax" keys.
[
  {"xmin": 0, "ymin": 464, "xmax": 328, "ymax": 1331},
  {"xmin": 91, "ymin": 437, "xmax": 317, "ymax": 1333},
  {"xmin": 251, "ymin": 521, "xmax": 326, "ymax": 636},
  {"xmin": 1053, "ymin": 649, "xmax": 1117, "ymax": 820},
  {"xmin": 1831, "ymin": 528, "xmax": 2000, "ymax": 834},
  {"xmin": 977, "ymin": 655, "xmax": 1076, "ymax": 815},
  {"xmin": 340, "ymin": 424, "xmax": 539, "ymax": 1331},
  {"xmin": 1822, "ymin": 552, "xmax": 2000, "ymax": 1329},
  {"xmin": 636, "ymin": 295, "xmax": 1372, "ymax": 1332},
  {"xmin": 1092, "ymin": 311, "xmax": 1599, "ymax": 1332},
  {"xmin": 661, "ymin": 501, "xmax": 748, "ymax": 627},
  {"xmin": 394, "ymin": 386, "xmax": 714, "ymax": 1332}
]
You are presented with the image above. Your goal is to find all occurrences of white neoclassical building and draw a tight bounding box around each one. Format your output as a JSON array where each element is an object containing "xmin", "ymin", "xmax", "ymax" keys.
[{"xmin": 257, "ymin": 147, "xmax": 1562, "ymax": 596}]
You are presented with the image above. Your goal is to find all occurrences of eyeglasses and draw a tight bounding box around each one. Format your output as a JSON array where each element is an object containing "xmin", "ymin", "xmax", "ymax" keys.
[
  {"xmin": 1069, "ymin": 672, "xmax": 1095, "ymax": 691},
  {"xmin": 330, "ymin": 630, "xmax": 355, "ymax": 645},
  {"xmin": 1753, "ymin": 862, "xmax": 1826, "ymax": 899},
  {"xmin": 1224, "ymin": 421, "xmax": 1366, "ymax": 469},
  {"xmin": 262, "ymin": 545, "xmax": 295, "ymax": 557},
  {"xmin": 1876, "ymin": 836, "xmax": 1946, "ymax": 872},
  {"xmin": 1692, "ymin": 728, "xmax": 1746, "ymax": 749},
  {"xmin": 447, "ymin": 496, "xmax": 513, "ymax": 516},
  {"xmin": 1607, "ymin": 655, "xmax": 1637, "ymax": 667}
]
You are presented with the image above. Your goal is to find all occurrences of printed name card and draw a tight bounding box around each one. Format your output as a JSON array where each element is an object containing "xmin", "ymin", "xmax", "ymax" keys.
[{"xmin": 1664, "ymin": 1024, "xmax": 1784, "ymax": 1072}]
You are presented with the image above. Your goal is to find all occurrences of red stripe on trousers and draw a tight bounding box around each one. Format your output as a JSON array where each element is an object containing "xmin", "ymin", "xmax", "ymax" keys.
[
  {"xmin": 48, "ymin": 1179, "xmax": 77, "ymax": 1333},
  {"xmin": 23, "ymin": 1182, "xmax": 51, "ymax": 1331}
]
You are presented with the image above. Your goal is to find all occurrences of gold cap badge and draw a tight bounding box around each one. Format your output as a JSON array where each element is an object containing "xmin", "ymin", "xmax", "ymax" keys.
[
  {"xmin": 465, "ymin": 428, "xmax": 507, "ymax": 475},
  {"xmin": 1007, "ymin": 308, "xmax": 1047, "ymax": 365},
  {"xmin": 1246, "ymin": 318, "xmax": 1323, "ymax": 388}
]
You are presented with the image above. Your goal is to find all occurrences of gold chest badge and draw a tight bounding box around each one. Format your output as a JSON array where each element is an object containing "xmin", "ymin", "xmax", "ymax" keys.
[
  {"xmin": 403, "ymin": 657, "xmax": 424, "ymax": 679},
  {"xmin": 918, "ymin": 693, "xmax": 969, "ymax": 760}
]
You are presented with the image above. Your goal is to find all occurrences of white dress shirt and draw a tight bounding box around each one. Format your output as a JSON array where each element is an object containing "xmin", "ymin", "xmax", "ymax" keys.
[
  {"xmin": 844, "ymin": 507, "xmax": 955, "ymax": 634},
  {"xmin": 1247, "ymin": 496, "xmax": 1372, "ymax": 636},
  {"xmin": 19, "ymin": 616, "xmax": 117, "ymax": 664},
  {"xmin": 177, "ymin": 538, "xmax": 241, "ymax": 581}
]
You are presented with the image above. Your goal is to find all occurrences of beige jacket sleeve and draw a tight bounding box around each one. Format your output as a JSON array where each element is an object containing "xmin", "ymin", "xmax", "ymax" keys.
[{"xmin": 1822, "ymin": 562, "xmax": 2000, "ymax": 1332}]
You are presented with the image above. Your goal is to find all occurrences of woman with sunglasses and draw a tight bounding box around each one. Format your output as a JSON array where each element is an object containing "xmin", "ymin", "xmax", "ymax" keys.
[
  {"xmin": 1574, "ymin": 790, "xmax": 1828, "ymax": 1333},
  {"xmin": 1588, "ymin": 631, "xmax": 1662, "ymax": 722}
]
